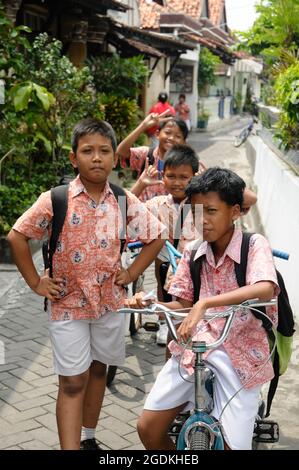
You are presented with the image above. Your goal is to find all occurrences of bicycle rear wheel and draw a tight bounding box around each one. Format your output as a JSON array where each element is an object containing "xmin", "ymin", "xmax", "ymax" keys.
[
  {"xmin": 189, "ymin": 428, "xmax": 210, "ymax": 450},
  {"xmin": 234, "ymin": 128, "xmax": 250, "ymax": 147}
]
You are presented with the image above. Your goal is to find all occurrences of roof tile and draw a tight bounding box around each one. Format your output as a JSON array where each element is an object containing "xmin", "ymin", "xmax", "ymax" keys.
[
  {"xmin": 138, "ymin": 0, "xmax": 203, "ymax": 30},
  {"xmin": 208, "ymin": 0, "xmax": 225, "ymax": 26}
]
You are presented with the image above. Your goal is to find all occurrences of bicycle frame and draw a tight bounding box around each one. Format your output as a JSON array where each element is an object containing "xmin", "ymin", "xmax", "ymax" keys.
[{"xmin": 119, "ymin": 299, "xmax": 276, "ymax": 450}]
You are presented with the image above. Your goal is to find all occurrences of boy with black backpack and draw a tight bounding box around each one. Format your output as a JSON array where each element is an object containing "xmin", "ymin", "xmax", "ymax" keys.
[
  {"xmin": 135, "ymin": 167, "xmax": 281, "ymax": 450},
  {"xmin": 7, "ymin": 118, "xmax": 166, "ymax": 450}
]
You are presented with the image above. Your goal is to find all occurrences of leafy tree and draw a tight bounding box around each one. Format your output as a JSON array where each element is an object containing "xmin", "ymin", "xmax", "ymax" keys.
[
  {"xmin": 87, "ymin": 54, "xmax": 148, "ymax": 99},
  {"xmin": 197, "ymin": 47, "xmax": 221, "ymax": 96},
  {"xmin": 237, "ymin": 0, "xmax": 299, "ymax": 65}
]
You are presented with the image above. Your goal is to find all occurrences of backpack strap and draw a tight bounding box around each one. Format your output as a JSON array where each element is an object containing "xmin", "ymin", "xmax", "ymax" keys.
[
  {"xmin": 235, "ymin": 231, "xmax": 277, "ymax": 417},
  {"xmin": 147, "ymin": 146, "xmax": 155, "ymax": 166},
  {"xmin": 235, "ymin": 232, "xmax": 272, "ymax": 332},
  {"xmin": 189, "ymin": 240, "xmax": 205, "ymax": 303},
  {"xmin": 43, "ymin": 184, "xmax": 69, "ymax": 312},
  {"xmin": 48, "ymin": 184, "xmax": 69, "ymax": 277},
  {"xmin": 173, "ymin": 199, "xmax": 191, "ymax": 250},
  {"xmin": 140, "ymin": 146, "xmax": 155, "ymax": 174},
  {"xmin": 109, "ymin": 182, "xmax": 127, "ymax": 254}
]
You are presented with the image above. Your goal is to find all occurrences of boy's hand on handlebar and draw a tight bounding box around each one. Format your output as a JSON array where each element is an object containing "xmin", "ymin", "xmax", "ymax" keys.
[
  {"xmin": 33, "ymin": 269, "xmax": 64, "ymax": 301},
  {"xmin": 124, "ymin": 292, "xmax": 151, "ymax": 308},
  {"xmin": 177, "ymin": 300, "xmax": 206, "ymax": 343}
]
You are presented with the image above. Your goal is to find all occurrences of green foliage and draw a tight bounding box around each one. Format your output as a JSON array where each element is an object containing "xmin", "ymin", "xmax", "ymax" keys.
[
  {"xmin": 0, "ymin": 7, "xmax": 148, "ymax": 235},
  {"xmin": 0, "ymin": 1, "xmax": 31, "ymax": 84},
  {"xmin": 87, "ymin": 54, "xmax": 148, "ymax": 99},
  {"xmin": 197, "ymin": 47, "xmax": 221, "ymax": 96},
  {"xmin": 274, "ymin": 61, "xmax": 299, "ymax": 149},
  {"xmin": 0, "ymin": 180, "xmax": 48, "ymax": 236},
  {"xmin": 101, "ymin": 94, "xmax": 142, "ymax": 143},
  {"xmin": 237, "ymin": 0, "xmax": 299, "ymax": 65}
]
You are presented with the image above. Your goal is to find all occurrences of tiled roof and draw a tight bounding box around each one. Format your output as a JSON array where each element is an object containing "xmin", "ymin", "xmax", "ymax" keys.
[
  {"xmin": 139, "ymin": 0, "xmax": 227, "ymax": 29},
  {"xmin": 138, "ymin": 0, "xmax": 202, "ymax": 30},
  {"xmin": 208, "ymin": 0, "xmax": 225, "ymax": 26}
]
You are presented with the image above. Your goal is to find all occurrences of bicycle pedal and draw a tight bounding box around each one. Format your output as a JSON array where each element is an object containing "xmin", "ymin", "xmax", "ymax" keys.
[
  {"xmin": 253, "ymin": 420, "xmax": 279, "ymax": 443},
  {"xmin": 143, "ymin": 321, "xmax": 160, "ymax": 332}
]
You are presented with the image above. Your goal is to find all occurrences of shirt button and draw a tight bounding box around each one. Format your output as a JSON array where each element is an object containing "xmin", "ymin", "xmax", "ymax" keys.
[{"xmin": 216, "ymin": 290, "xmax": 221, "ymax": 295}]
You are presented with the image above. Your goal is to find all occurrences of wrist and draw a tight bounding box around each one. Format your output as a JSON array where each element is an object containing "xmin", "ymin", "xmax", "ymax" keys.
[{"xmin": 30, "ymin": 276, "xmax": 41, "ymax": 291}]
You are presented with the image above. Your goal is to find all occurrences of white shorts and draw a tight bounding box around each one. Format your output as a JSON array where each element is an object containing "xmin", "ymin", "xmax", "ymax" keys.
[
  {"xmin": 144, "ymin": 348, "xmax": 261, "ymax": 450},
  {"xmin": 48, "ymin": 311, "xmax": 125, "ymax": 376}
]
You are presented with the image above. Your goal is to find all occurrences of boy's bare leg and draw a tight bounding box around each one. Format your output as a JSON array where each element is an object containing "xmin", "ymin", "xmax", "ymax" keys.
[
  {"xmin": 82, "ymin": 360, "xmax": 107, "ymax": 429},
  {"xmin": 137, "ymin": 405, "xmax": 186, "ymax": 450},
  {"xmin": 56, "ymin": 370, "xmax": 89, "ymax": 450}
]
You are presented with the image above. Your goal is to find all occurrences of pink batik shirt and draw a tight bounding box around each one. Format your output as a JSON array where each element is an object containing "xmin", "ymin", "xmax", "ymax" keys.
[
  {"xmin": 145, "ymin": 194, "xmax": 198, "ymax": 261},
  {"xmin": 13, "ymin": 176, "xmax": 165, "ymax": 321},
  {"xmin": 168, "ymin": 228, "xmax": 279, "ymax": 389}
]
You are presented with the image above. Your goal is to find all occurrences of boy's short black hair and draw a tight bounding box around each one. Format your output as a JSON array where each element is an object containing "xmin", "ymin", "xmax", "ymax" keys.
[
  {"xmin": 159, "ymin": 118, "xmax": 189, "ymax": 140},
  {"xmin": 71, "ymin": 118, "xmax": 117, "ymax": 154},
  {"xmin": 185, "ymin": 167, "xmax": 245, "ymax": 207},
  {"xmin": 163, "ymin": 145, "xmax": 199, "ymax": 174}
]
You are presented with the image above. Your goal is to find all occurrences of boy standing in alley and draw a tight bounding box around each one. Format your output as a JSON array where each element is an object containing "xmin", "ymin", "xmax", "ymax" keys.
[{"xmin": 7, "ymin": 118, "xmax": 165, "ymax": 450}]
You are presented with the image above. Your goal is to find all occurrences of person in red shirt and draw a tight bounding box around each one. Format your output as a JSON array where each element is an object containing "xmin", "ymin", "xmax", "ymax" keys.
[{"xmin": 147, "ymin": 92, "xmax": 175, "ymax": 146}]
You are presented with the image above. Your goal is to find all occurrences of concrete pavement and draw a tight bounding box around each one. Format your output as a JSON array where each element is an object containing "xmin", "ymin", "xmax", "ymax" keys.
[{"xmin": 0, "ymin": 118, "xmax": 298, "ymax": 450}]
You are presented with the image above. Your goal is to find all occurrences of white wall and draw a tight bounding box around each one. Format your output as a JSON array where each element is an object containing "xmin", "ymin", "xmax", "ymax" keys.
[
  {"xmin": 249, "ymin": 137, "xmax": 299, "ymax": 317},
  {"xmin": 146, "ymin": 57, "xmax": 170, "ymax": 113},
  {"xmin": 201, "ymin": 96, "xmax": 233, "ymax": 123}
]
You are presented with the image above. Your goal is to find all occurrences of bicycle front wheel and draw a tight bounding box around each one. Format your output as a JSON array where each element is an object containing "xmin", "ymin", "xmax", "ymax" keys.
[
  {"xmin": 234, "ymin": 128, "xmax": 250, "ymax": 147},
  {"xmin": 189, "ymin": 428, "xmax": 210, "ymax": 450}
]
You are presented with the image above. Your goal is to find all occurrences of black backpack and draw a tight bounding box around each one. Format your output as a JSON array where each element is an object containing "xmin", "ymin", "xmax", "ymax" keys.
[
  {"xmin": 189, "ymin": 232, "xmax": 295, "ymax": 417},
  {"xmin": 42, "ymin": 180, "xmax": 127, "ymax": 291}
]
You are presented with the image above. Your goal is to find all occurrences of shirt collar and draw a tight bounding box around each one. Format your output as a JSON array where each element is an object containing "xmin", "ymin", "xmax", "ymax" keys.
[
  {"xmin": 69, "ymin": 175, "xmax": 113, "ymax": 199},
  {"xmin": 194, "ymin": 227, "xmax": 243, "ymax": 266}
]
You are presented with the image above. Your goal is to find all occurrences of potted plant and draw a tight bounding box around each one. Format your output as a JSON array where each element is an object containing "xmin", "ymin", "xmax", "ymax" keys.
[{"xmin": 197, "ymin": 107, "xmax": 210, "ymax": 130}]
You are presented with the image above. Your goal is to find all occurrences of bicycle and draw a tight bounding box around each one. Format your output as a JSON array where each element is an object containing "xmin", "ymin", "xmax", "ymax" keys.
[
  {"xmin": 234, "ymin": 116, "xmax": 258, "ymax": 147},
  {"xmin": 118, "ymin": 299, "xmax": 279, "ymax": 450}
]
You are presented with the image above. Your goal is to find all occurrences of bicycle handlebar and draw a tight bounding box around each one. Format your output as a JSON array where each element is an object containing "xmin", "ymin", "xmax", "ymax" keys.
[
  {"xmin": 127, "ymin": 241, "xmax": 289, "ymax": 261},
  {"xmin": 272, "ymin": 249, "xmax": 289, "ymax": 260},
  {"xmin": 118, "ymin": 299, "xmax": 276, "ymax": 347}
]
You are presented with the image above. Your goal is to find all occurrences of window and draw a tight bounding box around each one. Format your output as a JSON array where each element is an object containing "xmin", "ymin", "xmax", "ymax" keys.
[
  {"xmin": 200, "ymin": 0, "xmax": 209, "ymax": 18},
  {"xmin": 23, "ymin": 8, "xmax": 46, "ymax": 32},
  {"xmin": 170, "ymin": 65, "xmax": 193, "ymax": 93}
]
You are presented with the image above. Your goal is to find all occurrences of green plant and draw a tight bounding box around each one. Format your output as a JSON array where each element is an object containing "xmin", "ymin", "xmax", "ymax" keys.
[
  {"xmin": 87, "ymin": 54, "xmax": 148, "ymax": 99},
  {"xmin": 100, "ymin": 94, "xmax": 142, "ymax": 143},
  {"xmin": 197, "ymin": 47, "xmax": 221, "ymax": 96},
  {"xmin": 274, "ymin": 60, "xmax": 299, "ymax": 149},
  {"xmin": 198, "ymin": 107, "xmax": 210, "ymax": 120}
]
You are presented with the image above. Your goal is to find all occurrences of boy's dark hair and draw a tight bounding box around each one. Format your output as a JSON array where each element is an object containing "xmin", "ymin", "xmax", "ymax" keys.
[
  {"xmin": 71, "ymin": 118, "xmax": 117, "ymax": 154},
  {"xmin": 159, "ymin": 118, "xmax": 189, "ymax": 140},
  {"xmin": 163, "ymin": 145, "xmax": 199, "ymax": 174},
  {"xmin": 185, "ymin": 167, "xmax": 245, "ymax": 207},
  {"xmin": 179, "ymin": 93, "xmax": 186, "ymax": 99},
  {"xmin": 158, "ymin": 92, "xmax": 168, "ymax": 103}
]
